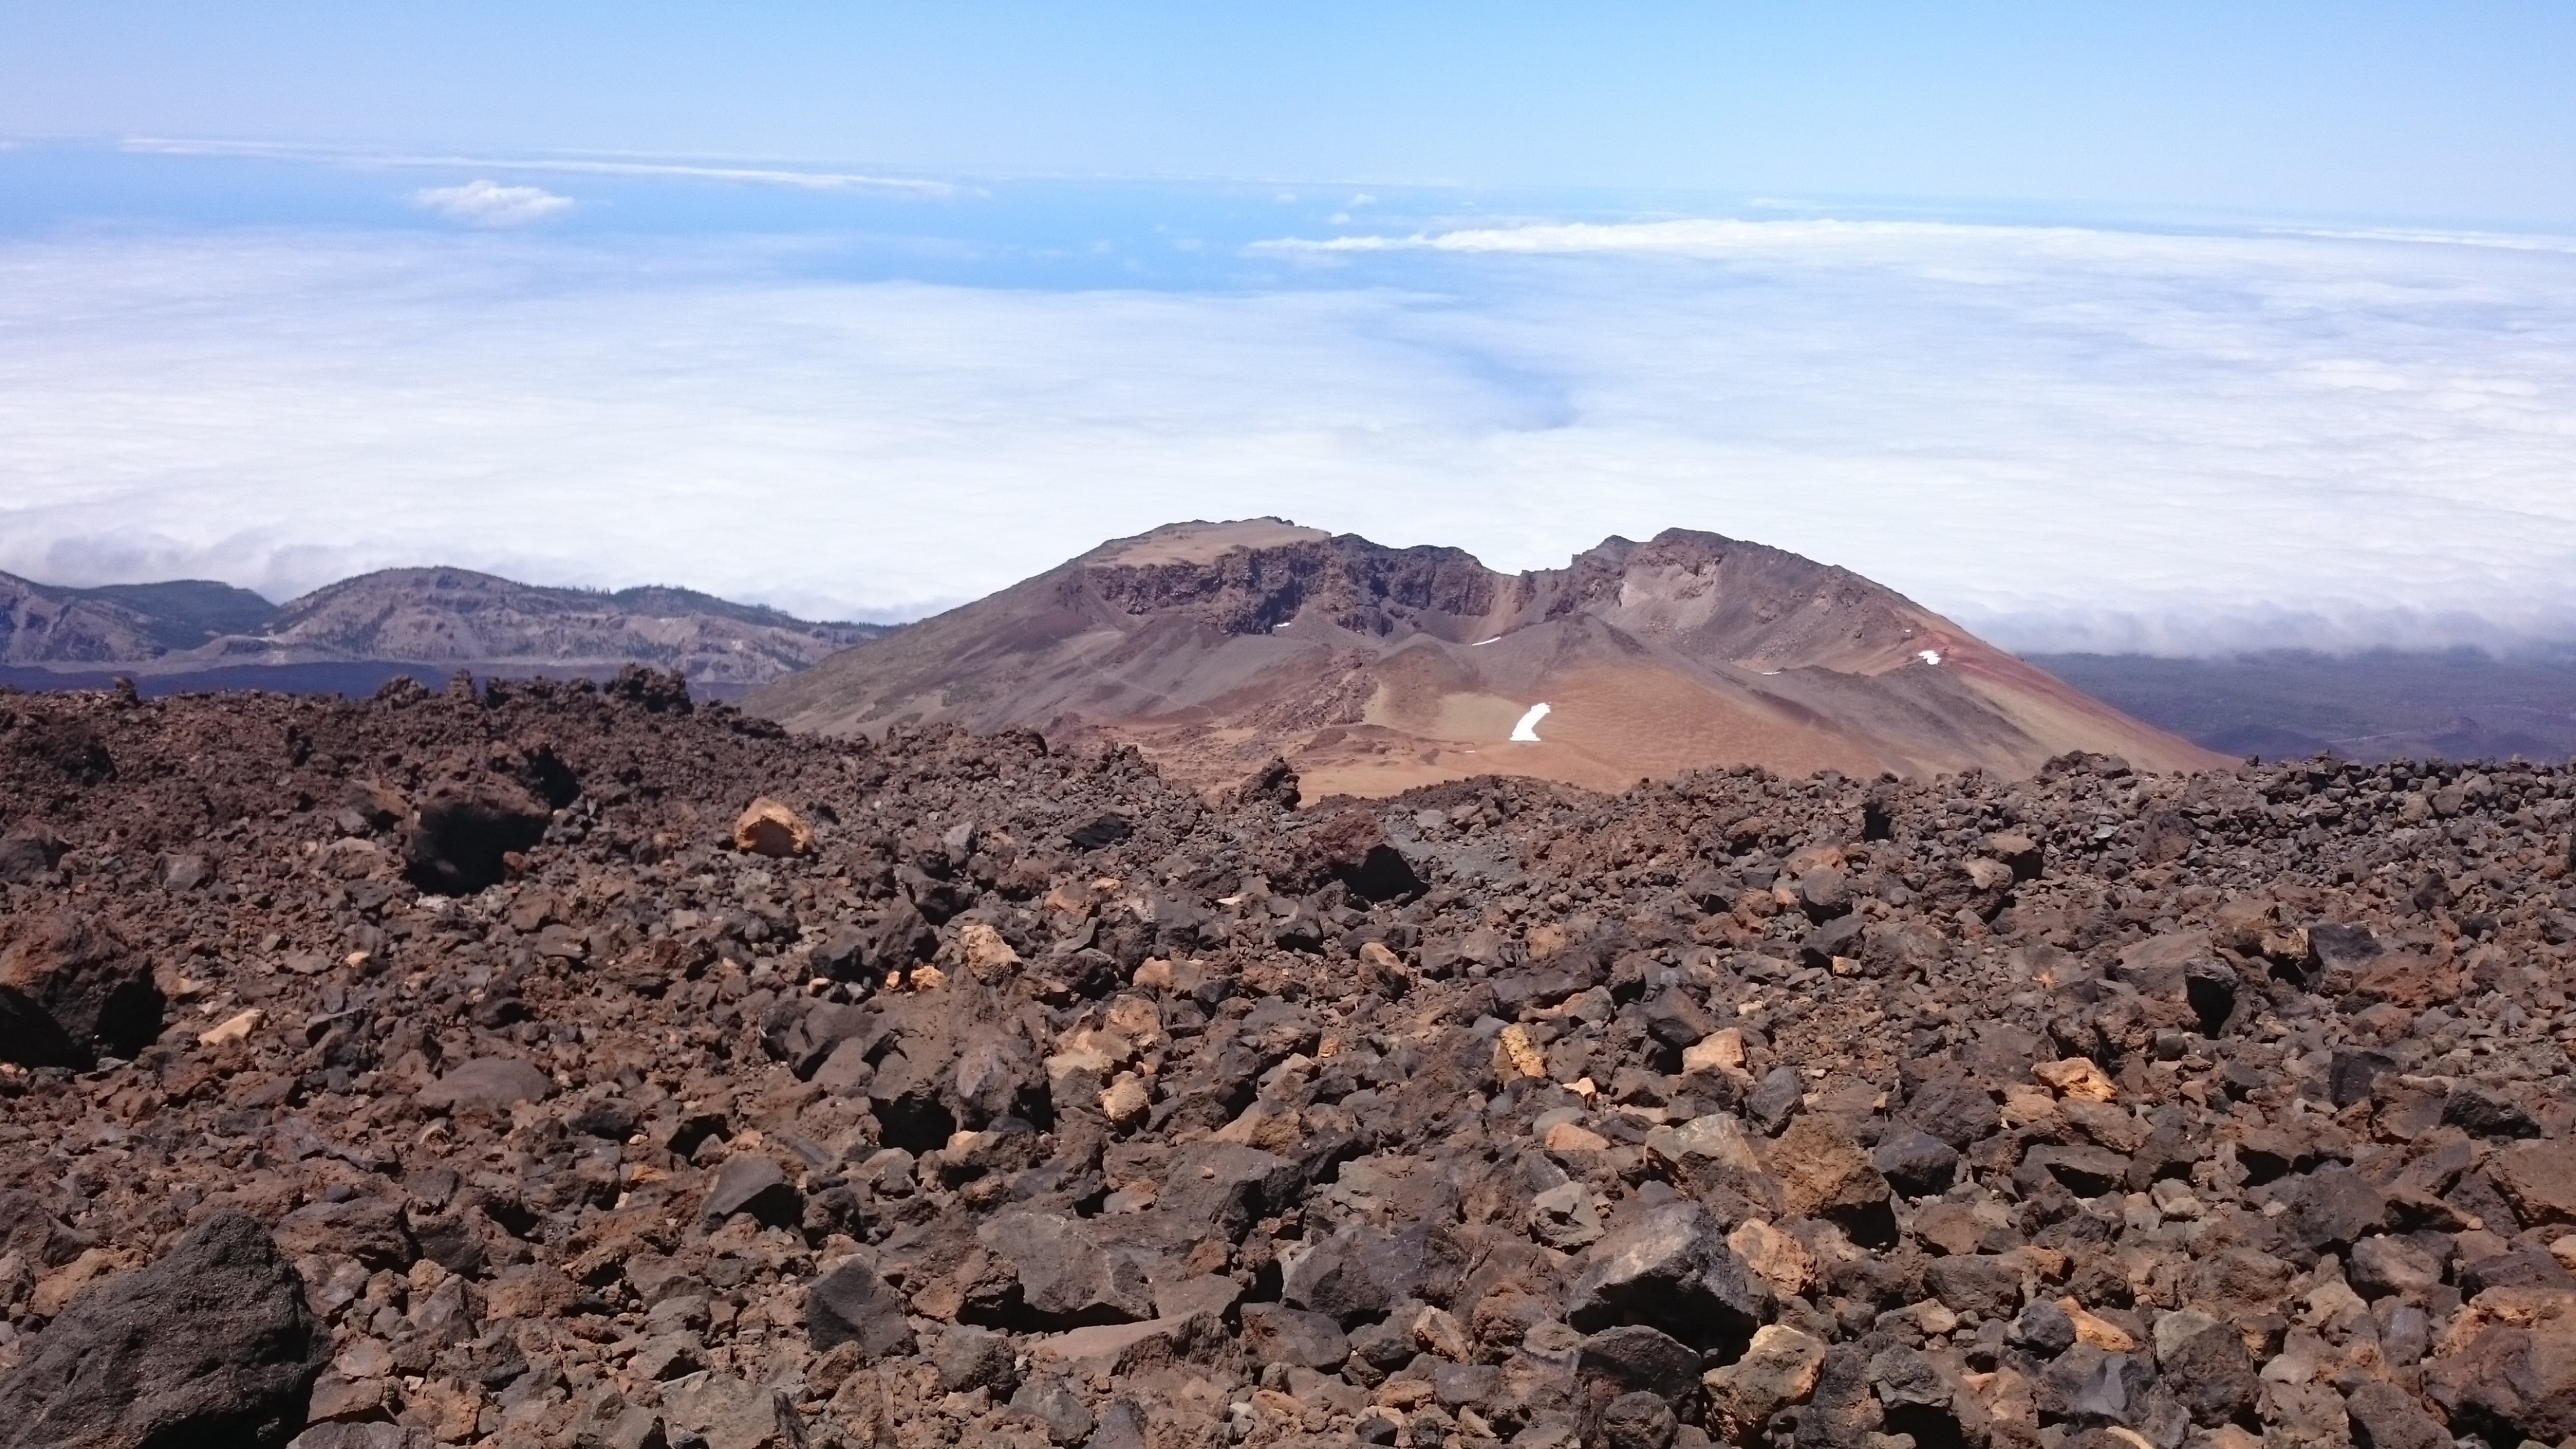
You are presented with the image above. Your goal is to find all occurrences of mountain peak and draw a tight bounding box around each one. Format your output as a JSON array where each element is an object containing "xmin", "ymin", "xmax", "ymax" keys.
[{"xmin": 749, "ymin": 521, "xmax": 2222, "ymax": 796}]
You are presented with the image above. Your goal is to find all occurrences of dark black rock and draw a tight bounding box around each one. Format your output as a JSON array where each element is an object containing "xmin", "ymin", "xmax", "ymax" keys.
[
  {"xmin": 930, "ymin": 1325, "xmax": 1019, "ymax": 1394},
  {"xmin": 1902, "ymin": 1077, "xmax": 2002, "ymax": 1150},
  {"xmin": 2341, "ymin": 1381, "xmax": 2450, "ymax": 1449},
  {"xmin": 1748, "ymin": 1065, "xmax": 1805, "ymax": 1135},
  {"xmin": 1068, "ymin": 814, "xmax": 1132, "ymax": 850},
  {"xmin": 1872, "ymin": 1129, "xmax": 1960, "ymax": 1197},
  {"xmin": 1924, "ymin": 1255, "xmax": 2021, "ymax": 1321},
  {"xmin": 0, "ymin": 1211, "xmax": 327, "ymax": 1449},
  {"xmin": 2292, "ymin": 1165, "xmax": 2387, "ymax": 1252},
  {"xmin": 804, "ymin": 1259, "xmax": 916, "ymax": 1359},
  {"xmin": 1575, "ymin": 1324, "xmax": 1703, "ymax": 1407},
  {"xmin": 1563, "ymin": 1200, "xmax": 1766, "ymax": 1354},
  {"xmin": 2326, "ymin": 1049, "xmax": 2398, "ymax": 1108},
  {"xmin": 2009, "ymin": 1299, "xmax": 2077, "ymax": 1359},
  {"xmin": 2443, "ymin": 1086, "xmax": 2540, "ymax": 1138},
  {"xmin": 1598, "ymin": 1388, "xmax": 1680, "ymax": 1449},
  {"xmin": 2159, "ymin": 1322, "xmax": 2259, "ymax": 1427}
]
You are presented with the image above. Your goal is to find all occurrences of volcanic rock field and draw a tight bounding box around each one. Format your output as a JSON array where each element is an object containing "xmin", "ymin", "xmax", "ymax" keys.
[{"xmin": 1, "ymin": 670, "xmax": 2572, "ymax": 1449}]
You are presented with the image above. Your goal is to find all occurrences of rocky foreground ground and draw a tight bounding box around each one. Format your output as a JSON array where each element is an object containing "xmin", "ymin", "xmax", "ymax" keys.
[{"xmin": 1, "ymin": 672, "xmax": 2573, "ymax": 1449}]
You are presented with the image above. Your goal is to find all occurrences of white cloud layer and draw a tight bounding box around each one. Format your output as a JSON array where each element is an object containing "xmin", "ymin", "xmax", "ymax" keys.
[
  {"xmin": 3, "ymin": 215, "xmax": 2575, "ymax": 653},
  {"xmin": 411, "ymin": 179, "xmax": 573, "ymax": 226},
  {"xmin": 129, "ymin": 138, "xmax": 961, "ymax": 195}
]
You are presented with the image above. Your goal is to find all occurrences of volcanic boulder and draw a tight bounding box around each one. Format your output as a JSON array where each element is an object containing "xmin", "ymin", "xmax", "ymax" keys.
[
  {"xmin": 0, "ymin": 1212, "xmax": 327, "ymax": 1449},
  {"xmin": 0, "ymin": 912, "xmax": 161, "ymax": 1067}
]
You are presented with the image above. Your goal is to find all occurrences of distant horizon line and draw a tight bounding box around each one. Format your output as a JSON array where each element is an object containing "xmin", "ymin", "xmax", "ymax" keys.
[{"xmin": 4, "ymin": 134, "xmax": 2566, "ymax": 239}]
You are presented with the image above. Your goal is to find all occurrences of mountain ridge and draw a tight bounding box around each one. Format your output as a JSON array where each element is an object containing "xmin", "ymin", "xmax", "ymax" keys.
[
  {"xmin": 0, "ymin": 565, "xmax": 885, "ymax": 690},
  {"xmin": 749, "ymin": 518, "xmax": 2225, "ymax": 794}
]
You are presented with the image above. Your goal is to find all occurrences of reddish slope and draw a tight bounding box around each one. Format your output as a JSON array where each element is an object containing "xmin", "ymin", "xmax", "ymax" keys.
[{"xmin": 749, "ymin": 521, "xmax": 2226, "ymax": 795}]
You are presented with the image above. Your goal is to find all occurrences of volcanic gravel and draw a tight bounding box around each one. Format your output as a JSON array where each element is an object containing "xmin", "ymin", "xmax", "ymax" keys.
[{"xmin": 1, "ymin": 670, "xmax": 2572, "ymax": 1449}]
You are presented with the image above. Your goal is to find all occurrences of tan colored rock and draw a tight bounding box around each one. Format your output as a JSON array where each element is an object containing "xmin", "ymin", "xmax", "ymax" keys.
[
  {"xmin": 731, "ymin": 797, "xmax": 814, "ymax": 857},
  {"xmin": 1964, "ymin": 857, "xmax": 2015, "ymax": 891},
  {"xmin": 1727, "ymin": 1219, "xmax": 1817, "ymax": 1297},
  {"xmin": 2000, "ymin": 1083, "xmax": 2061, "ymax": 1128},
  {"xmin": 1408, "ymin": 1305, "xmax": 1471, "ymax": 1362},
  {"xmin": 1704, "ymin": 1324, "xmax": 1829, "ymax": 1443},
  {"xmin": 1100, "ymin": 1075, "xmax": 1150, "ymax": 1127},
  {"xmin": 1784, "ymin": 843, "xmax": 1847, "ymax": 875},
  {"xmin": 1494, "ymin": 1024, "xmax": 1547, "ymax": 1081},
  {"xmin": 1103, "ymin": 994, "xmax": 1163, "ymax": 1046},
  {"xmin": 484, "ymin": 1265, "xmax": 578, "ymax": 1320},
  {"xmin": 956, "ymin": 921, "xmax": 1022, "ymax": 980},
  {"xmin": 1356, "ymin": 939, "xmax": 1411, "ymax": 996},
  {"xmin": 318, "ymin": 837, "xmax": 392, "ymax": 881},
  {"xmin": 1770, "ymin": 1117, "xmax": 1890, "ymax": 1220},
  {"xmin": 1543, "ymin": 1121, "xmax": 1610, "ymax": 1152},
  {"xmin": 2035, "ymin": 1057, "xmax": 2118, "ymax": 1102},
  {"xmin": 413, "ymin": 1377, "xmax": 488, "ymax": 1444},
  {"xmin": 1045, "ymin": 1042, "xmax": 1116, "ymax": 1084},
  {"xmin": 1966, "ymin": 1364, "xmax": 2039, "ymax": 1428},
  {"xmin": 2057, "ymin": 1296, "xmax": 2139, "ymax": 1352},
  {"xmin": 196, "ymin": 1008, "xmax": 264, "ymax": 1049},
  {"xmin": 2355, "ymin": 951, "xmax": 2463, "ymax": 1010},
  {"xmin": 1042, "ymin": 881, "xmax": 1097, "ymax": 921},
  {"xmin": 1684, "ymin": 1028, "xmax": 1754, "ymax": 1079}
]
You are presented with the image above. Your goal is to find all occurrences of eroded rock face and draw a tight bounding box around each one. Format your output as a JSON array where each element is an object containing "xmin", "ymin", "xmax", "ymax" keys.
[
  {"xmin": 0, "ymin": 682, "xmax": 2571, "ymax": 1448},
  {"xmin": 0, "ymin": 1212, "xmax": 325, "ymax": 1449}
]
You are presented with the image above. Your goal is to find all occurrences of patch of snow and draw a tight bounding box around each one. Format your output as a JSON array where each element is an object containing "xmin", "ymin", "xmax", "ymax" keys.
[
  {"xmin": 1919, "ymin": 649, "xmax": 1942, "ymax": 665},
  {"xmin": 1509, "ymin": 702, "xmax": 1551, "ymax": 742},
  {"xmin": 1470, "ymin": 636, "xmax": 1503, "ymax": 647}
]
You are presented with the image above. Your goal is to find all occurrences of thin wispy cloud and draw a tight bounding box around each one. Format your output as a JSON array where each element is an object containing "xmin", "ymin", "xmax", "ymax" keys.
[
  {"xmin": 2, "ymin": 211, "xmax": 2573, "ymax": 654},
  {"xmin": 412, "ymin": 179, "xmax": 572, "ymax": 227},
  {"xmin": 123, "ymin": 138, "xmax": 962, "ymax": 196}
]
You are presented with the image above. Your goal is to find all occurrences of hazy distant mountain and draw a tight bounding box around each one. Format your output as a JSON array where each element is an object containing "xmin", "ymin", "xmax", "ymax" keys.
[
  {"xmin": 0, "ymin": 573, "xmax": 278, "ymax": 663},
  {"xmin": 0, "ymin": 566, "xmax": 885, "ymax": 692},
  {"xmin": 750, "ymin": 519, "xmax": 2220, "ymax": 796},
  {"xmin": 2032, "ymin": 648, "xmax": 2576, "ymax": 764}
]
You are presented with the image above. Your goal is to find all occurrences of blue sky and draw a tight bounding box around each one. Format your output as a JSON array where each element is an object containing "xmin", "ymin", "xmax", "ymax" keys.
[
  {"xmin": 3, "ymin": 5, "xmax": 2575, "ymax": 653},
  {"xmin": 9, "ymin": 3, "xmax": 2576, "ymax": 223}
]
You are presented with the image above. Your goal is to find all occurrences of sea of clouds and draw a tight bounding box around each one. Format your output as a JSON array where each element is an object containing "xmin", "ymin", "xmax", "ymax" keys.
[{"xmin": 4, "ymin": 189, "xmax": 2575, "ymax": 654}]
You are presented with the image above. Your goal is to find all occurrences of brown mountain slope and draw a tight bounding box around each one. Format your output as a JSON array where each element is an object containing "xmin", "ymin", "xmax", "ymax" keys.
[{"xmin": 749, "ymin": 520, "xmax": 2225, "ymax": 795}]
